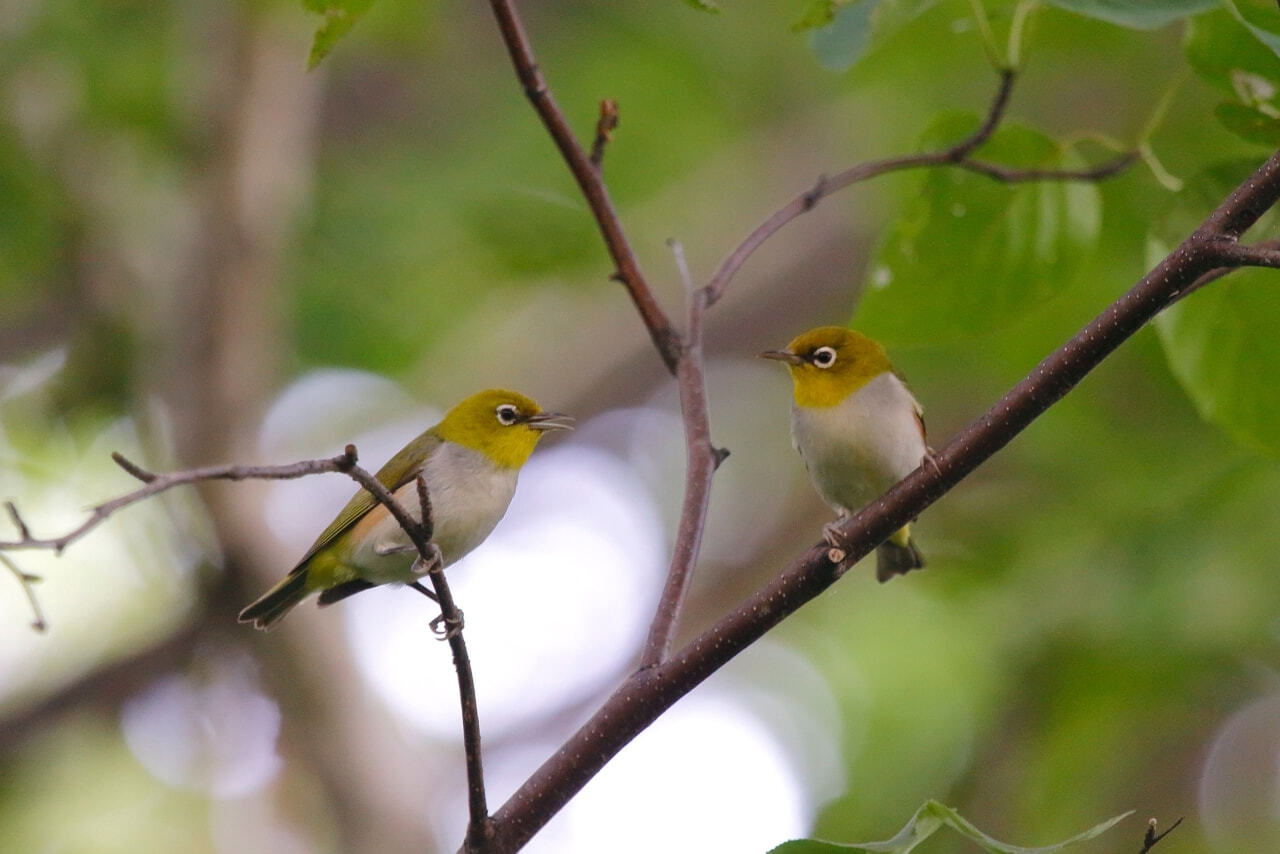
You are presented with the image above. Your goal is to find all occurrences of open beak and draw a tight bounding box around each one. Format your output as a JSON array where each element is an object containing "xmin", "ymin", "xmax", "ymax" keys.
[
  {"xmin": 525, "ymin": 411, "xmax": 575, "ymax": 432},
  {"xmin": 759, "ymin": 349, "xmax": 804, "ymax": 365}
]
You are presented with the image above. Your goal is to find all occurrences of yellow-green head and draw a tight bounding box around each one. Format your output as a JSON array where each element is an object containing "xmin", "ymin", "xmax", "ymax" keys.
[
  {"xmin": 433, "ymin": 388, "xmax": 573, "ymax": 469},
  {"xmin": 760, "ymin": 326, "xmax": 894, "ymax": 408}
]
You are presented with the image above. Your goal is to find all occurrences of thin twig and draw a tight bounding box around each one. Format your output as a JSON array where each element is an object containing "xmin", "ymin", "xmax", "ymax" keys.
[
  {"xmin": 486, "ymin": 0, "xmax": 681, "ymax": 372},
  {"xmin": 704, "ymin": 70, "xmax": 1136, "ymax": 305},
  {"xmin": 0, "ymin": 441, "xmax": 491, "ymax": 839},
  {"xmin": 637, "ymin": 282, "xmax": 722, "ymax": 670},
  {"xmin": 0, "ymin": 553, "xmax": 45, "ymax": 632},
  {"xmin": 410, "ymin": 473, "xmax": 489, "ymax": 850},
  {"xmin": 483, "ymin": 148, "xmax": 1280, "ymax": 854},
  {"xmin": 1, "ymin": 448, "xmax": 361, "ymax": 558},
  {"xmin": 1139, "ymin": 816, "xmax": 1183, "ymax": 853},
  {"xmin": 589, "ymin": 99, "xmax": 619, "ymax": 169}
]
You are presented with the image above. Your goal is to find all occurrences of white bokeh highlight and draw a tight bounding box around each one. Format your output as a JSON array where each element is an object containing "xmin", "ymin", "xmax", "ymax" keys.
[{"xmin": 345, "ymin": 443, "xmax": 665, "ymax": 738}]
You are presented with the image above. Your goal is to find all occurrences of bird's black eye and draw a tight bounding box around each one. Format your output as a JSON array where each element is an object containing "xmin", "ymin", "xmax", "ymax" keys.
[
  {"xmin": 495, "ymin": 404, "xmax": 520, "ymax": 426},
  {"xmin": 811, "ymin": 346, "xmax": 837, "ymax": 369}
]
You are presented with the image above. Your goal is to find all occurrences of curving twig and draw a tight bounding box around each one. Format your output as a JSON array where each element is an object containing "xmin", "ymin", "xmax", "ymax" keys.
[
  {"xmin": 487, "ymin": 0, "xmax": 681, "ymax": 372},
  {"xmin": 0, "ymin": 443, "xmax": 490, "ymax": 846},
  {"xmin": 704, "ymin": 69, "xmax": 1137, "ymax": 304}
]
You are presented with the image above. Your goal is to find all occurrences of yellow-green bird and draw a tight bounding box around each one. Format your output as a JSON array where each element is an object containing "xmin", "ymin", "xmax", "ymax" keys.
[
  {"xmin": 239, "ymin": 388, "xmax": 572, "ymax": 629},
  {"xmin": 762, "ymin": 326, "xmax": 927, "ymax": 582}
]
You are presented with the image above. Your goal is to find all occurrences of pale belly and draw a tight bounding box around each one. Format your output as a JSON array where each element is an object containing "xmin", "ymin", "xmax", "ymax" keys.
[
  {"xmin": 339, "ymin": 444, "xmax": 518, "ymax": 585},
  {"xmin": 791, "ymin": 372, "xmax": 926, "ymax": 516}
]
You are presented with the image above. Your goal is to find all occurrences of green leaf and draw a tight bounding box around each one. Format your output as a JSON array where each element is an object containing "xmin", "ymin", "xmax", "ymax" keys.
[
  {"xmin": 1223, "ymin": 0, "xmax": 1280, "ymax": 59},
  {"xmin": 855, "ymin": 115, "xmax": 1102, "ymax": 347},
  {"xmin": 796, "ymin": 0, "xmax": 939, "ymax": 71},
  {"xmin": 1150, "ymin": 160, "xmax": 1280, "ymax": 457},
  {"xmin": 1215, "ymin": 102, "xmax": 1280, "ymax": 146},
  {"xmin": 681, "ymin": 0, "xmax": 721, "ymax": 12},
  {"xmin": 794, "ymin": 0, "xmax": 840, "ymax": 31},
  {"xmin": 304, "ymin": 0, "xmax": 376, "ymax": 69},
  {"xmin": 769, "ymin": 801, "xmax": 1132, "ymax": 853},
  {"xmin": 1185, "ymin": 9, "xmax": 1280, "ymax": 92},
  {"xmin": 1040, "ymin": 0, "xmax": 1215, "ymax": 30},
  {"xmin": 810, "ymin": 2, "xmax": 875, "ymax": 71}
]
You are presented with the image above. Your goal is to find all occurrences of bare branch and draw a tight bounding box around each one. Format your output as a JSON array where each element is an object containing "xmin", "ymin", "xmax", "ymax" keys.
[
  {"xmin": 638, "ymin": 283, "xmax": 722, "ymax": 670},
  {"xmin": 483, "ymin": 148, "xmax": 1280, "ymax": 853},
  {"xmin": 486, "ymin": 0, "xmax": 682, "ymax": 372},
  {"xmin": 704, "ymin": 71, "xmax": 1137, "ymax": 305},
  {"xmin": 1, "ymin": 450, "xmax": 361, "ymax": 555},
  {"xmin": 0, "ymin": 553, "xmax": 45, "ymax": 632}
]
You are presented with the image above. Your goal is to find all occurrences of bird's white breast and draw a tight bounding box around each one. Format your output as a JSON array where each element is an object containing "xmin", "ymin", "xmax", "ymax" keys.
[
  {"xmin": 790, "ymin": 371, "xmax": 925, "ymax": 516},
  {"xmin": 349, "ymin": 442, "xmax": 519, "ymax": 583}
]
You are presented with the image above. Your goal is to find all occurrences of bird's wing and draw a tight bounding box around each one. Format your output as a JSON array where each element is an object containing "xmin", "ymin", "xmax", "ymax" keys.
[{"xmin": 292, "ymin": 429, "xmax": 443, "ymax": 570}]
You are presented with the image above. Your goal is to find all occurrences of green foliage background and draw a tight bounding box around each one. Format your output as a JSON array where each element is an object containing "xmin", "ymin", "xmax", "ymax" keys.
[{"xmin": 1, "ymin": 0, "xmax": 1278, "ymax": 851}]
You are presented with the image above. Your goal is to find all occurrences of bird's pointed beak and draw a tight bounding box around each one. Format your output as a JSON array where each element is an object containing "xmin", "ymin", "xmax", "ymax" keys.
[
  {"xmin": 525, "ymin": 411, "xmax": 575, "ymax": 432},
  {"xmin": 759, "ymin": 349, "xmax": 804, "ymax": 365}
]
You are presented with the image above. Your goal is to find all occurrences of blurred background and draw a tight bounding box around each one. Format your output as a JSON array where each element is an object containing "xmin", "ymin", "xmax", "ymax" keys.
[{"xmin": 1, "ymin": 0, "xmax": 1278, "ymax": 851}]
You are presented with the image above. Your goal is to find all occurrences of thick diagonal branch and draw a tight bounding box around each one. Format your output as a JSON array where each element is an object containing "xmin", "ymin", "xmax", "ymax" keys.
[{"xmin": 483, "ymin": 147, "xmax": 1280, "ymax": 854}]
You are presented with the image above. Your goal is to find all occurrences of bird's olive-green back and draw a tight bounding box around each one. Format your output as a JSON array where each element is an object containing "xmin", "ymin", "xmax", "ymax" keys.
[{"xmin": 784, "ymin": 326, "xmax": 895, "ymax": 408}]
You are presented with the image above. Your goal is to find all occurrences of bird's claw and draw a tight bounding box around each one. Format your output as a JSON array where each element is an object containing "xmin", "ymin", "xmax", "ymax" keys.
[
  {"xmin": 430, "ymin": 609, "xmax": 465, "ymax": 640},
  {"xmin": 411, "ymin": 544, "xmax": 444, "ymax": 576},
  {"xmin": 375, "ymin": 543, "xmax": 417, "ymax": 557},
  {"xmin": 923, "ymin": 448, "xmax": 942, "ymax": 478}
]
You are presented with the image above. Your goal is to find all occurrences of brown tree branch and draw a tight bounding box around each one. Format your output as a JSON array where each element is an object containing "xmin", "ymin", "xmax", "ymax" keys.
[
  {"xmin": 0, "ymin": 449, "xmax": 362, "ymax": 555},
  {"xmin": 638, "ymin": 243, "xmax": 726, "ymax": 671},
  {"xmin": 481, "ymin": 149, "xmax": 1280, "ymax": 853},
  {"xmin": 704, "ymin": 70, "xmax": 1137, "ymax": 305},
  {"xmin": 0, "ymin": 442, "xmax": 490, "ymax": 845},
  {"xmin": 486, "ymin": 0, "xmax": 681, "ymax": 372},
  {"xmin": 0, "ymin": 552, "xmax": 45, "ymax": 632}
]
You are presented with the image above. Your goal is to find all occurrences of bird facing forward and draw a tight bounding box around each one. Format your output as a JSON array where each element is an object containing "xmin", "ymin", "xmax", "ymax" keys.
[
  {"xmin": 239, "ymin": 388, "xmax": 572, "ymax": 629},
  {"xmin": 762, "ymin": 326, "xmax": 927, "ymax": 581}
]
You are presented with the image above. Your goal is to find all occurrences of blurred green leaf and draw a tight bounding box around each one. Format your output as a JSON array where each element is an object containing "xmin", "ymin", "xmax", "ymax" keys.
[
  {"xmin": 1215, "ymin": 102, "xmax": 1280, "ymax": 146},
  {"xmin": 769, "ymin": 801, "xmax": 1132, "ymax": 853},
  {"xmin": 1223, "ymin": 0, "xmax": 1280, "ymax": 59},
  {"xmin": 794, "ymin": 0, "xmax": 841, "ymax": 31},
  {"xmin": 1041, "ymin": 0, "xmax": 1215, "ymax": 30},
  {"xmin": 305, "ymin": 0, "xmax": 376, "ymax": 68},
  {"xmin": 855, "ymin": 114, "xmax": 1102, "ymax": 346},
  {"xmin": 810, "ymin": 1, "xmax": 874, "ymax": 71},
  {"xmin": 1151, "ymin": 160, "xmax": 1280, "ymax": 457},
  {"xmin": 1185, "ymin": 9, "xmax": 1280, "ymax": 91},
  {"xmin": 1186, "ymin": 10, "xmax": 1280, "ymax": 145},
  {"xmin": 796, "ymin": 0, "xmax": 939, "ymax": 71}
]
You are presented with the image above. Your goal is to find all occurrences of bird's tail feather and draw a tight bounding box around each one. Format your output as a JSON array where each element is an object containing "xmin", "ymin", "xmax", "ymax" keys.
[
  {"xmin": 876, "ymin": 533, "xmax": 924, "ymax": 582},
  {"xmin": 238, "ymin": 570, "xmax": 310, "ymax": 631}
]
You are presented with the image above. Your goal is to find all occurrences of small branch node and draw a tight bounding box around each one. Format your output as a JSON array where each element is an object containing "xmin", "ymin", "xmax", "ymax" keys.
[
  {"xmin": 111, "ymin": 452, "xmax": 157, "ymax": 483},
  {"xmin": 826, "ymin": 546, "xmax": 846, "ymax": 564},
  {"xmin": 802, "ymin": 175, "xmax": 829, "ymax": 210},
  {"xmin": 338, "ymin": 444, "xmax": 358, "ymax": 471},
  {"xmin": 1140, "ymin": 816, "xmax": 1183, "ymax": 853},
  {"xmin": 711, "ymin": 445, "xmax": 730, "ymax": 468},
  {"xmin": 590, "ymin": 98, "xmax": 619, "ymax": 168}
]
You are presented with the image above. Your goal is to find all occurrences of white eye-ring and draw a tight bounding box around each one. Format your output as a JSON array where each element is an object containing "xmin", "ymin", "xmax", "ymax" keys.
[
  {"xmin": 495, "ymin": 404, "xmax": 520, "ymax": 426},
  {"xmin": 811, "ymin": 346, "xmax": 837, "ymax": 369}
]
